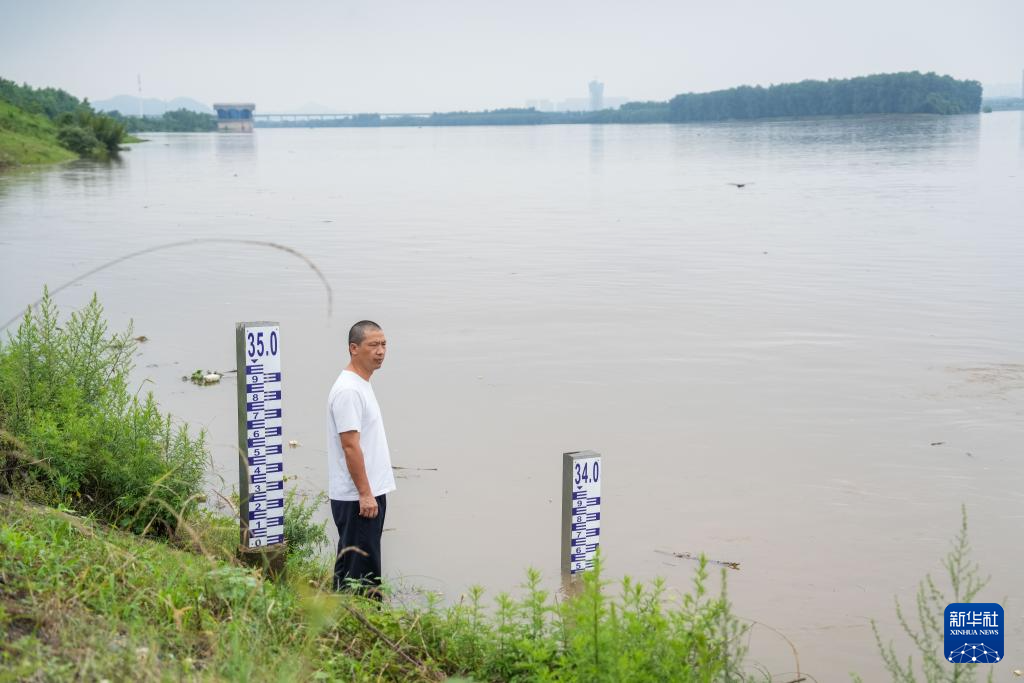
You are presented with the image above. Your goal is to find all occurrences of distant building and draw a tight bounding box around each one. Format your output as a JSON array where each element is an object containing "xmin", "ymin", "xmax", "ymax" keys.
[
  {"xmin": 588, "ymin": 81, "xmax": 604, "ymax": 111},
  {"xmin": 528, "ymin": 88, "xmax": 628, "ymax": 113},
  {"xmin": 213, "ymin": 102, "xmax": 256, "ymax": 132},
  {"xmin": 559, "ymin": 98, "xmax": 591, "ymax": 112},
  {"xmin": 525, "ymin": 99, "xmax": 555, "ymax": 112}
]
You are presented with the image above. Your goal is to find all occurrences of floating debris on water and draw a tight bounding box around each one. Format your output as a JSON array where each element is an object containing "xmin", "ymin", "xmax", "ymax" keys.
[
  {"xmin": 133, "ymin": 335, "xmax": 149, "ymax": 343},
  {"xmin": 288, "ymin": 440, "xmax": 301, "ymax": 448},
  {"xmin": 184, "ymin": 370, "xmax": 223, "ymax": 385},
  {"xmin": 655, "ymin": 549, "xmax": 741, "ymax": 571}
]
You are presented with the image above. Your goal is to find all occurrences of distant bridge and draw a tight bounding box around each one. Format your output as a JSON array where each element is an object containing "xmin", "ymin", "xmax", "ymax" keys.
[{"xmin": 253, "ymin": 112, "xmax": 431, "ymax": 122}]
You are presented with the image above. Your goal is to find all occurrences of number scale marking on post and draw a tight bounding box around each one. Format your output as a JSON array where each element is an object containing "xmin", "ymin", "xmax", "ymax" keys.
[
  {"xmin": 236, "ymin": 322, "xmax": 285, "ymax": 549},
  {"xmin": 561, "ymin": 450, "xmax": 601, "ymax": 582}
]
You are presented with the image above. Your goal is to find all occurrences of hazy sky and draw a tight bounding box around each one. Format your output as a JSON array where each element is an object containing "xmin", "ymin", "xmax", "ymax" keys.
[{"xmin": 2, "ymin": 0, "xmax": 1022, "ymax": 112}]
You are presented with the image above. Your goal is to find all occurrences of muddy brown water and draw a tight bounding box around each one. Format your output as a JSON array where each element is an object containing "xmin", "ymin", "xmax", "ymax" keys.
[{"xmin": 2, "ymin": 115, "xmax": 1022, "ymax": 677}]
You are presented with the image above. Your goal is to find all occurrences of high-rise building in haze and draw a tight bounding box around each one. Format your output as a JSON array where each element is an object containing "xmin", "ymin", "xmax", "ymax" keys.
[
  {"xmin": 527, "ymin": 87, "xmax": 627, "ymax": 113},
  {"xmin": 589, "ymin": 80, "xmax": 604, "ymax": 111}
]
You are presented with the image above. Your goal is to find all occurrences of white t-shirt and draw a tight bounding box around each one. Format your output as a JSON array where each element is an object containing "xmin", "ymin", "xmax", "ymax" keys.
[{"xmin": 325, "ymin": 370, "xmax": 396, "ymax": 501}]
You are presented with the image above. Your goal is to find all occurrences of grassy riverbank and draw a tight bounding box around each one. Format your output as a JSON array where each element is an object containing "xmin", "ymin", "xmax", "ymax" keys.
[
  {"xmin": 0, "ymin": 78, "xmax": 138, "ymax": 170},
  {"xmin": 0, "ymin": 495, "xmax": 416, "ymax": 681},
  {"xmin": 0, "ymin": 101, "xmax": 76, "ymax": 168},
  {"xmin": 0, "ymin": 495, "xmax": 751, "ymax": 682}
]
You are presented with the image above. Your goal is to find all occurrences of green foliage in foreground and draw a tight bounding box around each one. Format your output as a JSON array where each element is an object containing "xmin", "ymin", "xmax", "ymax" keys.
[
  {"xmin": 421, "ymin": 561, "xmax": 750, "ymax": 682},
  {"xmin": 0, "ymin": 290, "xmax": 206, "ymax": 535},
  {"xmin": 0, "ymin": 498, "xmax": 752, "ymax": 682},
  {"xmin": 853, "ymin": 507, "xmax": 995, "ymax": 683}
]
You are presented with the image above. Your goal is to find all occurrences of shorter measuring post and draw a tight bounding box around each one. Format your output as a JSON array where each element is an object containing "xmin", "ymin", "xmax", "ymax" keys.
[
  {"xmin": 561, "ymin": 450, "xmax": 602, "ymax": 593},
  {"xmin": 236, "ymin": 321, "xmax": 287, "ymax": 576}
]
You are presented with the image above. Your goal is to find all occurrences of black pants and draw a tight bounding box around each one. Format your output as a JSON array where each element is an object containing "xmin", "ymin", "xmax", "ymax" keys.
[{"xmin": 331, "ymin": 495, "xmax": 386, "ymax": 597}]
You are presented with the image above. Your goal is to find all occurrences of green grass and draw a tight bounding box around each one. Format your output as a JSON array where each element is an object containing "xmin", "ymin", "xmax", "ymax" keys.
[
  {"xmin": 0, "ymin": 496, "xmax": 311, "ymax": 681},
  {"xmin": 0, "ymin": 497, "xmax": 754, "ymax": 682},
  {"xmin": 0, "ymin": 101, "xmax": 75, "ymax": 168}
]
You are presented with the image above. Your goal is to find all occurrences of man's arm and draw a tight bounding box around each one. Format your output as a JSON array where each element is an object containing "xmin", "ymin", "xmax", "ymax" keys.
[{"xmin": 340, "ymin": 430, "xmax": 379, "ymax": 518}]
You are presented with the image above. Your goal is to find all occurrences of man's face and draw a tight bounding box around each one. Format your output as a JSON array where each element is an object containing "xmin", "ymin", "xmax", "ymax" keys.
[{"xmin": 350, "ymin": 329, "xmax": 387, "ymax": 371}]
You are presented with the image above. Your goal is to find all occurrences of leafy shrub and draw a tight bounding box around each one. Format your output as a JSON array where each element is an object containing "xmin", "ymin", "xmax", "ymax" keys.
[
  {"xmin": 54, "ymin": 109, "xmax": 125, "ymax": 157},
  {"xmin": 282, "ymin": 486, "xmax": 329, "ymax": 562},
  {"xmin": 88, "ymin": 113, "xmax": 125, "ymax": 153},
  {"xmin": 56, "ymin": 124, "xmax": 100, "ymax": 155},
  {"xmin": 0, "ymin": 290, "xmax": 207, "ymax": 535}
]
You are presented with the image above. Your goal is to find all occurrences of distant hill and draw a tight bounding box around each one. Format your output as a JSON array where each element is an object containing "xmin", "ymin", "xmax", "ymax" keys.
[{"xmin": 93, "ymin": 95, "xmax": 213, "ymax": 116}]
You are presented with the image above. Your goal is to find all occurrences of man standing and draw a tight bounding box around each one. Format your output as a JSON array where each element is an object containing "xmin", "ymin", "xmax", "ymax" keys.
[{"xmin": 326, "ymin": 320, "xmax": 396, "ymax": 597}]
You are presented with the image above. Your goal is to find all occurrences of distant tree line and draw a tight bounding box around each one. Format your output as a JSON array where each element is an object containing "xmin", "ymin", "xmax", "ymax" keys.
[
  {"xmin": 256, "ymin": 101, "xmax": 674, "ymax": 129},
  {"xmin": 0, "ymin": 78, "xmax": 83, "ymax": 118},
  {"xmin": 106, "ymin": 109, "xmax": 217, "ymax": 132},
  {"xmin": 981, "ymin": 97, "xmax": 1024, "ymax": 112},
  {"xmin": 667, "ymin": 72, "xmax": 982, "ymax": 122},
  {"xmin": 260, "ymin": 72, "xmax": 980, "ymax": 130},
  {"xmin": 0, "ymin": 77, "xmax": 126, "ymax": 157}
]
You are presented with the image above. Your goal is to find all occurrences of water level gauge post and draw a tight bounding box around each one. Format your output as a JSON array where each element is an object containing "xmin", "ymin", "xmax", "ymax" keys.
[
  {"xmin": 235, "ymin": 321, "xmax": 287, "ymax": 575},
  {"xmin": 561, "ymin": 450, "xmax": 601, "ymax": 593}
]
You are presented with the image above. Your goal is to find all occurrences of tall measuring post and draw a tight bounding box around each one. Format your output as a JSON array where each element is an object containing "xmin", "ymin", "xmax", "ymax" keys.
[
  {"xmin": 561, "ymin": 450, "xmax": 602, "ymax": 592},
  {"xmin": 235, "ymin": 321, "xmax": 287, "ymax": 574}
]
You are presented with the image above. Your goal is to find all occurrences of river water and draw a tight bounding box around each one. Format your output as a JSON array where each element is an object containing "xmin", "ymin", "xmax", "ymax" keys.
[{"xmin": 2, "ymin": 114, "xmax": 1022, "ymax": 677}]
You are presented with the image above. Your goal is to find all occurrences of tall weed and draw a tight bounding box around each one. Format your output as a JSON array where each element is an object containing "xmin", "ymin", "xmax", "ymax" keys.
[
  {"xmin": 414, "ymin": 554, "xmax": 753, "ymax": 682},
  {"xmin": 0, "ymin": 289, "xmax": 206, "ymax": 535},
  {"xmin": 854, "ymin": 506, "xmax": 995, "ymax": 683}
]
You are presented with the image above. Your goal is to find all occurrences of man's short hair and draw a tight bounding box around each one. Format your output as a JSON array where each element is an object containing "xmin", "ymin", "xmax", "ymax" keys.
[{"xmin": 348, "ymin": 320, "xmax": 382, "ymax": 347}]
